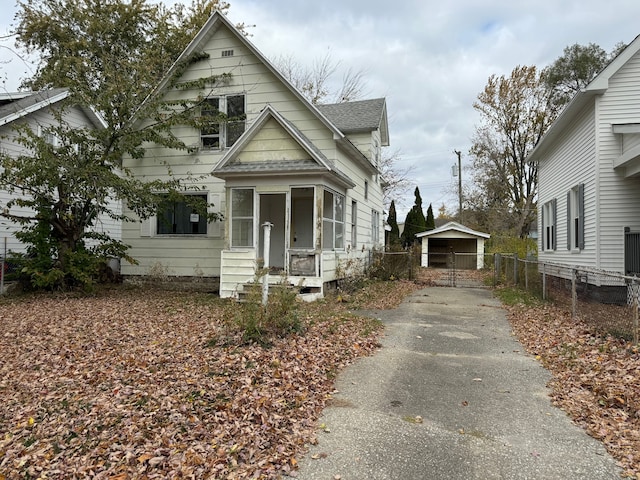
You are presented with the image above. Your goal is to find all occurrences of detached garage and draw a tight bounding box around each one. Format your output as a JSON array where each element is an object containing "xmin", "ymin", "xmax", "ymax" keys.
[{"xmin": 416, "ymin": 221, "xmax": 490, "ymax": 270}]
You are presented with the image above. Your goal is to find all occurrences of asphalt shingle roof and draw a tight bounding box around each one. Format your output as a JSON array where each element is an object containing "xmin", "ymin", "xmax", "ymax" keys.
[
  {"xmin": 317, "ymin": 98, "xmax": 385, "ymax": 133},
  {"xmin": 0, "ymin": 88, "xmax": 69, "ymax": 124}
]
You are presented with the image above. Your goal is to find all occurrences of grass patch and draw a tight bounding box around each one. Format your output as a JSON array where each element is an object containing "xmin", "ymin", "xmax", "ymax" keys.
[{"xmin": 494, "ymin": 285, "xmax": 543, "ymax": 307}]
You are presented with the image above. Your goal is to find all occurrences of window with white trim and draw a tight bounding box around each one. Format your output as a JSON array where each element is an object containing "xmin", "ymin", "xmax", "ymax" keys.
[
  {"xmin": 542, "ymin": 199, "xmax": 556, "ymax": 251},
  {"xmin": 322, "ymin": 190, "xmax": 344, "ymax": 250},
  {"xmin": 157, "ymin": 193, "xmax": 208, "ymax": 235},
  {"xmin": 231, "ymin": 188, "xmax": 254, "ymax": 247},
  {"xmin": 38, "ymin": 125, "xmax": 59, "ymax": 147},
  {"xmin": 371, "ymin": 210, "xmax": 380, "ymax": 244},
  {"xmin": 201, "ymin": 94, "xmax": 246, "ymax": 149},
  {"xmin": 567, "ymin": 184, "xmax": 584, "ymax": 250}
]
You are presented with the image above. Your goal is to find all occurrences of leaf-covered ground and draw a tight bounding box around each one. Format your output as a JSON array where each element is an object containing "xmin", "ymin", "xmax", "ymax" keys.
[
  {"xmin": 505, "ymin": 298, "xmax": 640, "ymax": 478},
  {"xmin": 0, "ymin": 280, "xmax": 420, "ymax": 479}
]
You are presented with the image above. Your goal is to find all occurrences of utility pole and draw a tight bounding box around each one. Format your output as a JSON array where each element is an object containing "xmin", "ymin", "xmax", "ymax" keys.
[{"xmin": 454, "ymin": 150, "xmax": 462, "ymax": 223}]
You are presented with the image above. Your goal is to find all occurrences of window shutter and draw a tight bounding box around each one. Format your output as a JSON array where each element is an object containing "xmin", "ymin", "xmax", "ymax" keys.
[
  {"xmin": 552, "ymin": 198, "xmax": 557, "ymax": 251},
  {"xmin": 578, "ymin": 183, "xmax": 585, "ymax": 250},
  {"xmin": 541, "ymin": 206, "xmax": 545, "ymax": 252},
  {"xmin": 208, "ymin": 193, "xmax": 222, "ymax": 237},
  {"xmin": 140, "ymin": 216, "xmax": 155, "ymax": 237},
  {"xmin": 566, "ymin": 191, "xmax": 571, "ymax": 250}
]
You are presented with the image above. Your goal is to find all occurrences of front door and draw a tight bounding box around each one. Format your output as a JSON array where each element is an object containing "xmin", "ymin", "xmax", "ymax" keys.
[{"xmin": 258, "ymin": 193, "xmax": 286, "ymax": 271}]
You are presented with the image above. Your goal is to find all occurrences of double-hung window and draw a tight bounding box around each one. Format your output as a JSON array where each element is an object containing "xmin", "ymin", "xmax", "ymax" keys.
[
  {"xmin": 322, "ymin": 190, "xmax": 344, "ymax": 250},
  {"xmin": 542, "ymin": 199, "xmax": 556, "ymax": 251},
  {"xmin": 157, "ymin": 193, "xmax": 208, "ymax": 235},
  {"xmin": 231, "ymin": 188, "xmax": 254, "ymax": 247},
  {"xmin": 567, "ymin": 184, "xmax": 585, "ymax": 250},
  {"xmin": 201, "ymin": 94, "xmax": 246, "ymax": 149}
]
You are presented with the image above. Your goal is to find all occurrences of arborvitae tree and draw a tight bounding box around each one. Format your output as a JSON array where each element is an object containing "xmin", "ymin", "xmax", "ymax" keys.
[
  {"xmin": 401, "ymin": 187, "xmax": 427, "ymax": 247},
  {"xmin": 413, "ymin": 187, "xmax": 426, "ymax": 231},
  {"xmin": 425, "ymin": 203, "xmax": 435, "ymax": 230},
  {"xmin": 387, "ymin": 200, "xmax": 400, "ymax": 248}
]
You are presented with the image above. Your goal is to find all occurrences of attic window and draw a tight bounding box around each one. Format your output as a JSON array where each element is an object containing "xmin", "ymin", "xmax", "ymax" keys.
[{"xmin": 221, "ymin": 49, "xmax": 234, "ymax": 57}]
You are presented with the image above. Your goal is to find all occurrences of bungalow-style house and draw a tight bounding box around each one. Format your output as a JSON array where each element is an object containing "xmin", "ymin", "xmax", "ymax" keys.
[
  {"xmin": 0, "ymin": 89, "xmax": 120, "ymax": 256},
  {"xmin": 529, "ymin": 34, "xmax": 640, "ymax": 277},
  {"xmin": 415, "ymin": 221, "xmax": 489, "ymax": 270},
  {"xmin": 121, "ymin": 11, "xmax": 389, "ymax": 299}
]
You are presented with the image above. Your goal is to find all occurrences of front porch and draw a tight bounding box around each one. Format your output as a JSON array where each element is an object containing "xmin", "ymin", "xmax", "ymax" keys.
[{"xmin": 219, "ymin": 247, "xmax": 325, "ymax": 301}]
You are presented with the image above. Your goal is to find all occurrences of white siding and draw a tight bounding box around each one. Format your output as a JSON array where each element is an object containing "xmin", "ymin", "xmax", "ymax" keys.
[
  {"xmin": 538, "ymin": 48, "xmax": 640, "ymax": 274},
  {"xmin": 595, "ymin": 52, "xmax": 640, "ymax": 272},
  {"xmin": 0, "ymin": 105, "xmax": 121, "ymax": 256},
  {"xmin": 122, "ymin": 17, "xmax": 386, "ymax": 293},
  {"xmin": 538, "ymin": 103, "xmax": 596, "ymax": 266}
]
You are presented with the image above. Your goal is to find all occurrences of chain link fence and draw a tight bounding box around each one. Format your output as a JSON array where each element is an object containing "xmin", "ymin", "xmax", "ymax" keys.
[
  {"xmin": 371, "ymin": 250, "xmax": 640, "ymax": 343},
  {"xmin": 495, "ymin": 254, "xmax": 640, "ymax": 344}
]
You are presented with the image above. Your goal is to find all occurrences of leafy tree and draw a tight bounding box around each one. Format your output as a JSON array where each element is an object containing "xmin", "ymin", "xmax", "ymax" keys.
[
  {"xmin": 543, "ymin": 42, "xmax": 625, "ymax": 108},
  {"xmin": 401, "ymin": 187, "xmax": 427, "ymax": 247},
  {"xmin": 2, "ymin": 0, "xmax": 230, "ymax": 289},
  {"xmin": 469, "ymin": 65, "xmax": 560, "ymax": 239},
  {"xmin": 425, "ymin": 203, "xmax": 435, "ymax": 230},
  {"xmin": 386, "ymin": 199, "xmax": 400, "ymax": 248}
]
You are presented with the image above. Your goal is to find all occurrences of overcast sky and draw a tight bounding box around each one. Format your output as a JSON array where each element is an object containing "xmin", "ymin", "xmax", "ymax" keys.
[{"xmin": 2, "ymin": 0, "xmax": 640, "ymax": 219}]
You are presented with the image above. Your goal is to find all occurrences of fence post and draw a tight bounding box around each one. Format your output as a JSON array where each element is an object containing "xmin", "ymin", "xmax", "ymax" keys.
[
  {"xmin": 513, "ymin": 253, "xmax": 518, "ymax": 286},
  {"xmin": 571, "ymin": 268, "xmax": 577, "ymax": 319},
  {"xmin": 542, "ymin": 262, "xmax": 547, "ymax": 300},
  {"xmin": 450, "ymin": 252, "xmax": 456, "ymax": 287},
  {"xmin": 525, "ymin": 258, "xmax": 529, "ymax": 291},
  {"xmin": 634, "ymin": 277, "xmax": 639, "ymax": 346}
]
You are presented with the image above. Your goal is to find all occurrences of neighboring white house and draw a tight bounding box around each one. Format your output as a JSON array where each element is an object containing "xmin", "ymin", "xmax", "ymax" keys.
[
  {"xmin": 0, "ymin": 89, "xmax": 120, "ymax": 257},
  {"xmin": 528, "ymin": 34, "xmax": 640, "ymax": 276},
  {"xmin": 121, "ymin": 11, "xmax": 389, "ymax": 299},
  {"xmin": 416, "ymin": 221, "xmax": 489, "ymax": 270}
]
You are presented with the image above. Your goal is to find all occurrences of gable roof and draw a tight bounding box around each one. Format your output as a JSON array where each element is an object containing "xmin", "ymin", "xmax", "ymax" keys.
[
  {"xmin": 415, "ymin": 221, "xmax": 490, "ymax": 239},
  {"xmin": 0, "ymin": 88, "xmax": 106, "ymax": 129},
  {"xmin": 317, "ymin": 98, "xmax": 389, "ymax": 146},
  {"xmin": 529, "ymin": 34, "xmax": 640, "ymax": 162},
  {"xmin": 148, "ymin": 10, "xmax": 381, "ymax": 173},
  {"xmin": 212, "ymin": 105, "xmax": 356, "ymax": 188}
]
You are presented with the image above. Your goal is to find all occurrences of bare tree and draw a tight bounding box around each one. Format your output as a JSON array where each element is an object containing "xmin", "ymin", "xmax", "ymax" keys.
[
  {"xmin": 273, "ymin": 50, "xmax": 367, "ymax": 104},
  {"xmin": 379, "ymin": 148, "xmax": 414, "ymax": 210}
]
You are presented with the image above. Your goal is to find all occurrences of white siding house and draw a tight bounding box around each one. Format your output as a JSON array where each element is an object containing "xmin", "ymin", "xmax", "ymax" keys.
[
  {"xmin": 121, "ymin": 11, "xmax": 389, "ymax": 299},
  {"xmin": 529, "ymin": 34, "xmax": 640, "ymax": 276},
  {"xmin": 0, "ymin": 89, "xmax": 120, "ymax": 257}
]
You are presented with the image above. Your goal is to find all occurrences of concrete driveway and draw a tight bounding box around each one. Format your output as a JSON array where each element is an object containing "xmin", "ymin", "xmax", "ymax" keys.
[{"xmin": 294, "ymin": 286, "xmax": 621, "ymax": 479}]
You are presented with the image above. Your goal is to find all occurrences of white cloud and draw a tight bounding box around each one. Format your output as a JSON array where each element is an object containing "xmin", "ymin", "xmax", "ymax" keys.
[{"xmin": 3, "ymin": 0, "xmax": 640, "ymax": 219}]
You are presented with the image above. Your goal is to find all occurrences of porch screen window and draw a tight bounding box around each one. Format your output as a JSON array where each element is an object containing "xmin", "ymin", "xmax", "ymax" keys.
[
  {"xmin": 157, "ymin": 194, "xmax": 208, "ymax": 235},
  {"xmin": 567, "ymin": 184, "xmax": 584, "ymax": 250},
  {"xmin": 542, "ymin": 198, "xmax": 556, "ymax": 251},
  {"xmin": 322, "ymin": 190, "xmax": 344, "ymax": 250},
  {"xmin": 201, "ymin": 94, "xmax": 245, "ymax": 149},
  {"xmin": 231, "ymin": 188, "xmax": 254, "ymax": 247}
]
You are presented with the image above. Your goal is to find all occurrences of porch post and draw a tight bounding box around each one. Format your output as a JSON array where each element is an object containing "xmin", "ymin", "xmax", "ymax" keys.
[{"xmin": 261, "ymin": 222, "xmax": 273, "ymax": 306}]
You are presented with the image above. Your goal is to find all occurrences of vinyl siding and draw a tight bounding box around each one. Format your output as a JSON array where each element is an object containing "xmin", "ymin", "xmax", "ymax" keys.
[
  {"xmin": 537, "ymin": 102, "xmax": 596, "ymax": 266},
  {"xmin": 596, "ymin": 51, "xmax": 640, "ymax": 272}
]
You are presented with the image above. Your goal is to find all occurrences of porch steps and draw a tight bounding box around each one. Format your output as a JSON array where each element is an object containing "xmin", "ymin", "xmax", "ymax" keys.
[{"xmin": 236, "ymin": 279, "xmax": 322, "ymax": 302}]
